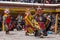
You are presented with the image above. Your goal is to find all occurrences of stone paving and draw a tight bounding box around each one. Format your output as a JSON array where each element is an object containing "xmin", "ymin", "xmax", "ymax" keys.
[{"xmin": 0, "ymin": 31, "xmax": 60, "ymax": 40}]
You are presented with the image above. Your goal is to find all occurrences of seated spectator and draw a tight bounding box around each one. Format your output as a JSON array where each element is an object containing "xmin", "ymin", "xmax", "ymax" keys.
[
  {"xmin": 34, "ymin": 0, "xmax": 42, "ymax": 3},
  {"xmin": 31, "ymin": 0, "xmax": 35, "ymax": 3},
  {"xmin": 57, "ymin": 0, "xmax": 60, "ymax": 3},
  {"xmin": 24, "ymin": 0, "xmax": 31, "ymax": 3},
  {"xmin": 48, "ymin": 0, "xmax": 56, "ymax": 4},
  {"xmin": 45, "ymin": 1, "xmax": 49, "ymax": 4},
  {"xmin": 20, "ymin": 0, "xmax": 24, "ymax": 2}
]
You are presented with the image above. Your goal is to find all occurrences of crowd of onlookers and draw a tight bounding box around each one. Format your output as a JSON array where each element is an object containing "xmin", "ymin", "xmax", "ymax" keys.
[
  {"xmin": 0, "ymin": 0, "xmax": 60, "ymax": 4},
  {"xmin": 0, "ymin": 12, "xmax": 56, "ymax": 31}
]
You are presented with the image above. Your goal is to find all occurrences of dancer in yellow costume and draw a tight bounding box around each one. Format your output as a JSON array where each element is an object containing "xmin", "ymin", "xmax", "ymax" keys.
[
  {"xmin": 24, "ymin": 8, "xmax": 34, "ymax": 35},
  {"xmin": 24, "ymin": 8, "xmax": 41, "ymax": 36},
  {"xmin": 3, "ymin": 13, "xmax": 8, "ymax": 31}
]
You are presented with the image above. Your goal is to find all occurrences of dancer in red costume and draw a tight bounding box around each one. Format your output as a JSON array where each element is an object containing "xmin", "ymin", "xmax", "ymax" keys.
[{"xmin": 5, "ymin": 14, "xmax": 11, "ymax": 34}]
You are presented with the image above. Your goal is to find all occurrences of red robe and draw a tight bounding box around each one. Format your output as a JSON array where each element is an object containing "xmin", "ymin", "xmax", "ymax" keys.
[{"xmin": 5, "ymin": 16, "xmax": 11, "ymax": 29}]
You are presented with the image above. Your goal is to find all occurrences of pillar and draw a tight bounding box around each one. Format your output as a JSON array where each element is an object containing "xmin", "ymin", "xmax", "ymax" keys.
[{"xmin": 55, "ymin": 13, "xmax": 58, "ymax": 34}]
